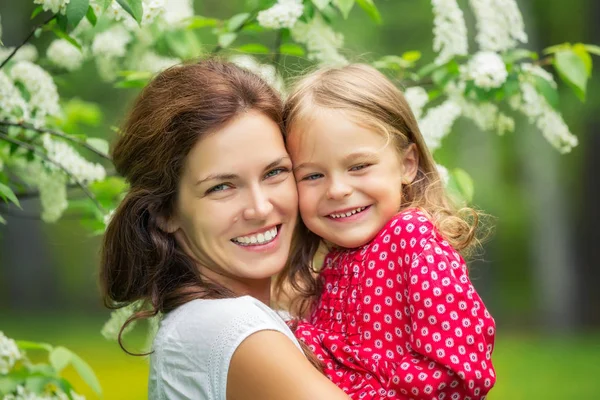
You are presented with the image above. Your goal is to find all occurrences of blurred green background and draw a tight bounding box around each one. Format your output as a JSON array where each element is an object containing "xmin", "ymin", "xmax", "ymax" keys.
[{"xmin": 1, "ymin": 0, "xmax": 599, "ymax": 398}]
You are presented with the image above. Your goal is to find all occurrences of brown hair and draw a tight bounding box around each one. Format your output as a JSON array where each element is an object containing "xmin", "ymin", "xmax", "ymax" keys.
[
  {"xmin": 100, "ymin": 59, "xmax": 285, "ymax": 352},
  {"xmin": 276, "ymin": 64, "xmax": 482, "ymax": 317}
]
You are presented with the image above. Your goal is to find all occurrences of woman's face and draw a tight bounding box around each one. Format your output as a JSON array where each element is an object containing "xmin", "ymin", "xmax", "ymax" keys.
[{"xmin": 166, "ymin": 110, "xmax": 298, "ymax": 296}]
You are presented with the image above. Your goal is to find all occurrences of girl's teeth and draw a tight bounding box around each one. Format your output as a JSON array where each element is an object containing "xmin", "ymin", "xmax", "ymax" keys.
[
  {"xmin": 330, "ymin": 207, "xmax": 366, "ymax": 219},
  {"xmin": 233, "ymin": 227, "xmax": 278, "ymax": 246}
]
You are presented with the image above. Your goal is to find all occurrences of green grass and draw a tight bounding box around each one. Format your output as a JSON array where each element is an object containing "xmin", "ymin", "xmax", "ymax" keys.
[{"xmin": 3, "ymin": 315, "xmax": 600, "ymax": 399}]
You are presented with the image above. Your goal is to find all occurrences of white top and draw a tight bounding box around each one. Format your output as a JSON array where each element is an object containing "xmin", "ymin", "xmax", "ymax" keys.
[{"xmin": 148, "ymin": 296, "xmax": 303, "ymax": 400}]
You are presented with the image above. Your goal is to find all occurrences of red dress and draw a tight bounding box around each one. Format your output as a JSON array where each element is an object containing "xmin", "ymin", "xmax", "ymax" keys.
[{"xmin": 295, "ymin": 209, "xmax": 496, "ymax": 399}]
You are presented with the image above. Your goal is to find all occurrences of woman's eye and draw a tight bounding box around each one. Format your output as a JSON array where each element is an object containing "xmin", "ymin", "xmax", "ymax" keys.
[
  {"xmin": 265, "ymin": 167, "xmax": 289, "ymax": 179},
  {"xmin": 206, "ymin": 183, "xmax": 231, "ymax": 194},
  {"xmin": 350, "ymin": 164, "xmax": 370, "ymax": 172},
  {"xmin": 301, "ymin": 173, "xmax": 323, "ymax": 181}
]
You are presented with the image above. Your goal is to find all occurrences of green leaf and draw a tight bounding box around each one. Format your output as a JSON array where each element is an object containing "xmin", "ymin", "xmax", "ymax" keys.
[
  {"xmin": 543, "ymin": 43, "xmax": 570, "ymax": 55},
  {"xmin": 86, "ymin": 5, "xmax": 97, "ymax": 26},
  {"xmin": 279, "ymin": 43, "xmax": 306, "ymax": 57},
  {"xmin": 583, "ymin": 44, "xmax": 600, "ymax": 56},
  {"xmin": 333, "ymin": 0, "xmax": 355, "ymax": 18},
  {"xmin": 25, "ymin": 376, "xmax": 55, "ymax": 393},
  {"xmin": 228, "ymin": 13, "xmax": 251, "ymax": 32},
  {"xmin": 66, "ymin": 0, "xmax": 90, "ymax": 29},
  {"xmin": 0, "ymin": 182, "xmax": 20, "ymax": 209},
  {"xmin": 503, "ymin": 49, "xmax": 538, "ymax": 64},
  {"xmin": 16, "ymin": 340, "xmax": 53, "ymax": 352},
  {"xmin": 218, "ymin": 33, "xmax": 237, "ymax": 48},
  {"xmin": 372, "ymin": 55, "xmax": 411, "ymax": 71},
  {"xmin": 355, "ymin": 0, "xmax": 381, "ymax": 24},
  {"xmin": 0, "ymin": 214, "xmax": 5, "ymax": 224},
  {"xmin": 448, "ymin": 168, "xmax": 474, "ymax": 204},
  {"xmin": 31, "ymin": 5, "xmax": 44, "ymax": 20},
  {"xmin": 416, "ymin": 62, "xmax": 440, "ymax": 78},
  {"xmin": 116, "ymin": 0, "xmax": 143, "ymax": 24},
  {"xmin": 311, "ymin": 0, "xmax": 332, "ymax": 10},
  {"xmin": 50, "ymin": 347, "xmax": 72, "ymax": 373},
  {"xmin": 554, "ymin": 49, "xmax": 588, "ymax": 101},
  {"xmin": 572, "ymin": 43, "xmax": 593, "ymax": 75},
  {"xmin": 86, "ymin": 138, "xmax": 109, "ymax": 155},
  {"xmin": 402, "ymin": 50, "xmax": 421, "ymax": 63},
  {"xmin": 237, "ymin": 43, "xmax": 271, "ymax": 54},
  {"xmin": 187, "ymin": 16, "xmax": 219, "ymax": 29},
  {"xmin": 56, "ymin": 13, "xmax": 69, "ymax": 32},
  {"xmin": 52, "ymin": 28, "xmax": 82, "ymax": 50},
  {"xmin": 0, "ymin": 375, "xmax": 19, "ymax": 394},
  {"xmin": 70, "ymin": 351, "xmax": 102, "ymax": 397},
  {"xmin": 533, "ymin": 75, "xmax": 560, "ymax": 110}
]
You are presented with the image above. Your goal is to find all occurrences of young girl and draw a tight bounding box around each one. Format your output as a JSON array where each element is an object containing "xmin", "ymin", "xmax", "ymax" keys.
[{"xmin": 278, "ymin": 64, "xmax": 496, "ymax": 399}]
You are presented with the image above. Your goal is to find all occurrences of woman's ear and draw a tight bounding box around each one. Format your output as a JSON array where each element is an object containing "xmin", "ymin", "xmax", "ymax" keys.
[
  {"xmin": 401, "ymin": 143, "xmax": 419, "ymax": 185},
  {"xmin": 156, "ymin": 212, "xmax": 179, "ymax": 234}
]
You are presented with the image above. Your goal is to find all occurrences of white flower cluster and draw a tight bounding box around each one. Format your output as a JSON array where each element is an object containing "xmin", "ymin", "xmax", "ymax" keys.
[
  {"xmin": 2, "ymin": 385, "xmax": 85, "ymax": 400},
  {"xmin": 460, "ymin": 51, "xmax": 508, "ymax": 89},
  {"xmin": 33, "ymin": 0, "xmax": 70, "ymax": 14},
  {"xmin": 469, "ymin": 0, "xmax": 528, "ymax": 52},
  {"xmin": 520, "ymin": 63, "xmax": 556, "ymax": 86},
  {"xmin": 230, "ymin": 55, "xmax": 285, "ymax": 94},
  {"xmin": 138, "ymin": 51, "xmax": 180, "ymax": 74},
  {"xmin": 106, "ymin": 0, "xmax": 166, "ymax": 29},
  {"xmin": 42, "ymin": 134, "xmax": 106, "ymax": 184},
  {"xmin": 431, "ymin": 0, "xmax": 468, "ymax": 65},
  {"xmin": 511, "ymin": 81, "xmax": 578, "ymax": 153},
  {"xmin": 10, "ymin": 61, "xmax": 61, "ymax": 126},
  {"xmin": 0, "ymin": 71, "xmax": 30, "ymax": 122},
  {"xmin": 457, "ymin": 98, "xmax": 514, "ymax": 136},
  {"xmin": 0, "ymin": 331, "xmax": 22, "ymax": 374},
  {"xmin": 418, "ymin": 100, "xmax": 462, "ymax": 152},
  {"xmin": 0, "ymin": 44, "xmax": 39, "ymax": 64},
  {"xmin": 92, "ymin": 25, "xmax": 132, "ymax": 58},
  {"xmin": 436, "ymin": 164, "xmax": 450, "ymax": 186},
  {"xmin": 292, "ymin": 15, "xmax": 347, "ymax": 67},
  {"xmin": 404, "ymin": 87, "xmax": 429, "ymax": 120},
  {"xmin": 257, "ymin": 0, "xmax": 304, "ymax": 30},
  {"xmin": 163, "ymin": 0, "xmax": 195, "ymax": 25},
  {"xmin": 47, "ymin": 39, "xmax": 85, "ymax": 71}
]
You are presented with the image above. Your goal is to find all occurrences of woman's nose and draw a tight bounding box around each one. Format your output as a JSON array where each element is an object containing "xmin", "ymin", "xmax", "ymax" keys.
[{"xmin": 243, "ymin": 187, "xmax": 274, "ymax": 220}]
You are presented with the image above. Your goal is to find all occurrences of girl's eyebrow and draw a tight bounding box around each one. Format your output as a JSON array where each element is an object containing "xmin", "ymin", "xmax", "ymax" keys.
[{"xmin": 293, "ymin": 151, "xmax": 377, "ymax": 172}]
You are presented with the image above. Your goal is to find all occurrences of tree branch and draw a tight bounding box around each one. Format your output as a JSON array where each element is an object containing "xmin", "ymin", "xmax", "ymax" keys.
[
  {"xmin": 0, "ymin": 120, "xmax": 111, "ymax": 160},
  {"xmin": 0, "ymin": 15, "xmax": 56, "ymax": 70},
  {"xmin": 0, "ymin": 130, "xmax": 105, "ymax": 213}
]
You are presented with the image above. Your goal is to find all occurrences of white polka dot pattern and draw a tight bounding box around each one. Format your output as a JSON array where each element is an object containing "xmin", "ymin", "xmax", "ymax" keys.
[{"xmin": 294, "ymin": 209, "xmax": 496, "ymax": 399}]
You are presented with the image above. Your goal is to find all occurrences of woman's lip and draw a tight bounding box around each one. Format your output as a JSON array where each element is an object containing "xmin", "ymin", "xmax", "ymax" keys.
[
  {"xmin": 231, "ymin": 225, "xmax": 282, "ymax": 252},
  {"xmin": 232, "ymin": 224, "xmax": 280, "ymax": 239}
]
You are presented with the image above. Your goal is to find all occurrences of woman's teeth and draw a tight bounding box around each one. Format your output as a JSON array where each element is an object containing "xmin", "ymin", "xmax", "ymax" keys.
[
  {"xmin": 232, "ymin": 226, "xmax": 278, "ymax": 246},
  {"xmin": 329, "ymin": 206, "xmax": 367, "ymax": 219}
]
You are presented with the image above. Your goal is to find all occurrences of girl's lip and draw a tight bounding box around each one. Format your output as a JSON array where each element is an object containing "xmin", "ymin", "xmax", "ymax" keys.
[{"xmin": 325, "ymin": 205, "xmax": 371, "ymax": 221}]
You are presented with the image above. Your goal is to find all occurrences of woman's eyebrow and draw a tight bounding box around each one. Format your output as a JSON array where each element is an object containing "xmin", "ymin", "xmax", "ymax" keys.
[
  {"xmin": 196, "ymin": 173, "xmax": 238, "ymax": 186},
  {"xmin": 264, "ymin": 156, "xmax": 291, "ymax": 171}
]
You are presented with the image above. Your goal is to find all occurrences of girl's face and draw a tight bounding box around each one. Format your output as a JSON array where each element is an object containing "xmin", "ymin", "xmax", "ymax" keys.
[
  {"xmin": 288, "ymin": 109, "xmax": 418, "ymax": 249},
  {"xmin": 166, "ymin": 110, "xmax": 298, "ymax": 297}
]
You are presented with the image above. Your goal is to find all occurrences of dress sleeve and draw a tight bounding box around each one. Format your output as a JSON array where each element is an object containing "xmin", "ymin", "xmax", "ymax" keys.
[{"xmin": 389, "ymin": 237, "xmax": 496, "ymax": 400}]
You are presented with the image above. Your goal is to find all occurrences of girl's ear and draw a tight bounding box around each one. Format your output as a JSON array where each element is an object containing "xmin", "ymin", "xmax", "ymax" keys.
[{"xmin": 401, "ymin": 143, "xmax": 419, "ymax": 185}]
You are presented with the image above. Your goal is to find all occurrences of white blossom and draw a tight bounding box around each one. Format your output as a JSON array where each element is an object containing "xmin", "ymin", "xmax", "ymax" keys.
[
  {"xmin": 103, "ymin": 209, "xmax": 115, "ymax": 226},
  {"xmin": 92, "ymin": 25, "xmax": 131, "ymax": 58},
  {"xmin": 436, "ymin": 164, "xmax": 450, "ymax": 186},
  {"xmin": 0, "ymin": 44, "xmax": 39, "ymax": 63},
  {"xmin": 461, "ymin": 51, "xmax": 508, "ymax": 89},
  {"xmin": 107, "ymin": 0, "xmax": 166, "ymax": 29},
  {"xmin": 42, "ymin": 134, "xmax": 106, "ymax": 184},
  {"xmin": 1, "ymin": 385, "xmax": 83, "ymax": 400},
  {"xmin": 0, "ymin": 331, "xmax": 22, "ymax": 374},
  {"xmin": 230, "ymin": 55, "xmax": 285, "ymax": 94},
  {"xmin": 520, "ymin": 63, "xmax": 556, "ymax": 87},
  {"xmin": 431, "ymin": 0, "xmax": 468, "ymax": 65},
  {"xmin": 257, "ymin": 0, "xmax": 303, "ymax": 30},
  {"xmin": 418, "ymin": 100, "xmax": 462, "ymax": 152},
  {"xmin": 163, "ymin": 0, "xmax": 195, "ymax": 25},
  {"xmin": 291, "ymin": 14, "xmax": 347, "ymax": 67},
  {"xmin": 137, "ymin": 51, "xmax": 180, "ymax": 74},
  {"xmin": 456, "ymin": 97, "xmax": 514, "ymax": 135},
  {"xmin": 101, "ymin": 301, "xmax": 142, "ymax": 341},
  {"xmin": 404, "ymin": 87, "xmax": 429, "ymax": 120},
  {"xmin": 469, "ymin": 0, "xmax": 527, "ymax": 52},
  {"xmin": 33, "ymin": 0, "xmax": 70, "ymax": 15},
  {"xmin": 511, "ymin": 81, "xmax": 578, "ymax": 153},
  {"xmin": 10, "ymin": 61, "xmax": 61, "ymax": 126},
  {"xmin": 0, "ymin": 71, "xmax": 30, "ymax": 122},
  {"xmin": 47, "ymin": 39, "xmax": 85, "ymax": 71}
]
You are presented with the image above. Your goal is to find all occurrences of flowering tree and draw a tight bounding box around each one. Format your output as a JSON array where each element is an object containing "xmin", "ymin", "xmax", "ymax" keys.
[{"xmin": 0, "ymin": 0, "xmax": 598, "ymax": 397}]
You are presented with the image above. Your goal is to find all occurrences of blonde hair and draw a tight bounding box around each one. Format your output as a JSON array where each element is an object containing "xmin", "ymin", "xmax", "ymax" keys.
[{"xmin": 277, "ymin": 64, "xmax": 482, "ymax": 316}]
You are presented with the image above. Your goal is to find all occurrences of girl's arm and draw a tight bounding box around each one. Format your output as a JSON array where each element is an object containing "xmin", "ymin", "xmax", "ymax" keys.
[{"xmin": 227, "ymin": 330, "xmax": 350, "ymax": 400}]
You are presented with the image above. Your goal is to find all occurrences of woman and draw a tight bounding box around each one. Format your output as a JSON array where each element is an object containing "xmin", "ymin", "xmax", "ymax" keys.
[{"xmin": 100, "ymin": 60, "xmax": 348, "ymax": 399}]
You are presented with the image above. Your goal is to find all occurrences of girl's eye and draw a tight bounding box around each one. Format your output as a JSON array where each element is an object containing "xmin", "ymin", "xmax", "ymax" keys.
[
  {"xmin": 350, "ymin": 164, "xmax": 370, "ymax": 172},
  {"xmin": 301, "ymin": 173, "xmax": 323, "ymax": 181},
  {"xmin": 206, "ymin": 183, "xmax": 231, "ymax": 194},
  {"xmin": 265, "ymin": 167, "xmax": 289, "ymax": 179}
]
